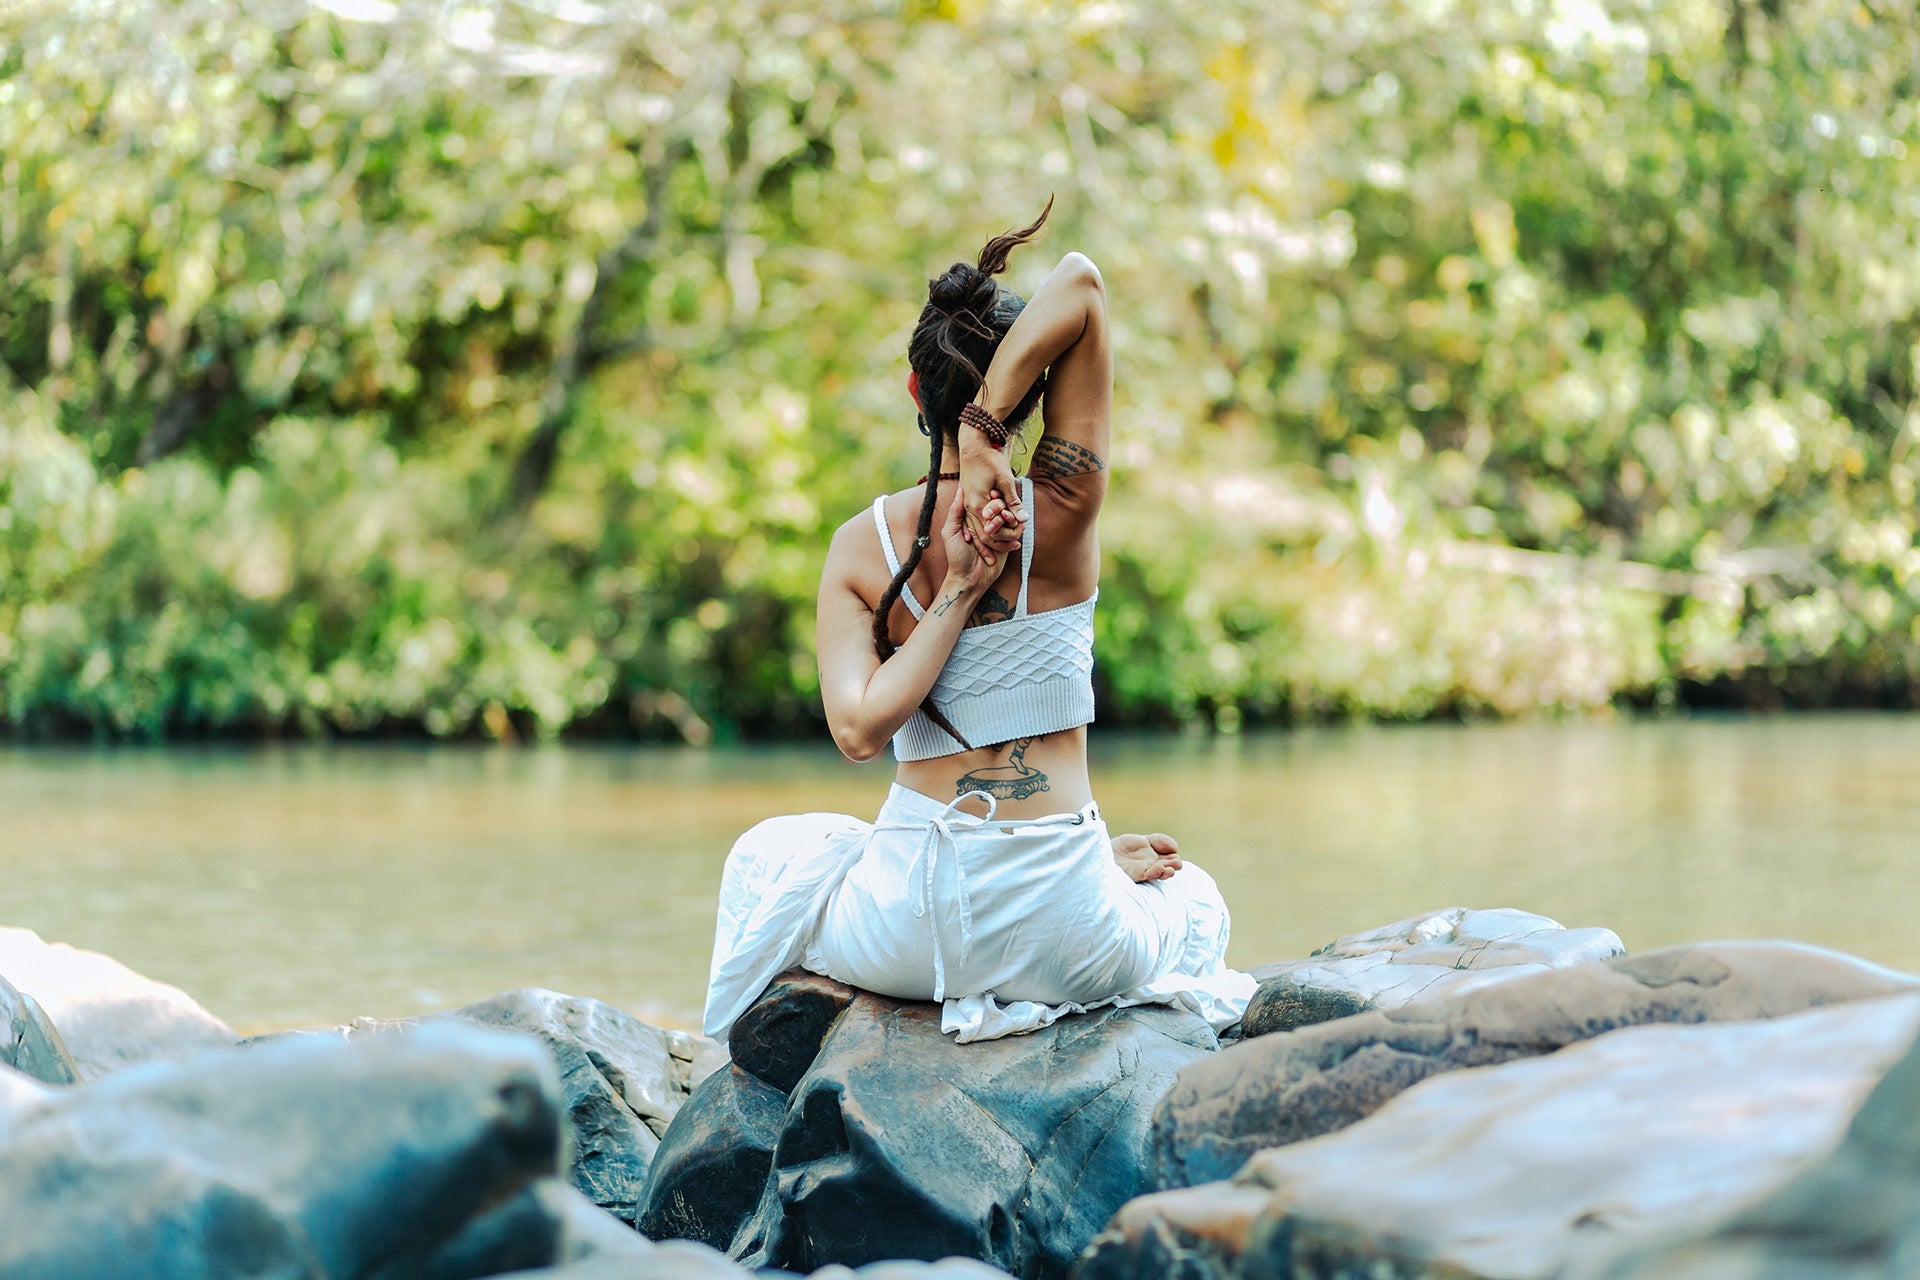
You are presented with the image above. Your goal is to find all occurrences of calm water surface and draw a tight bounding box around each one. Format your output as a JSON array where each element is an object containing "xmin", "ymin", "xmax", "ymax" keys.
[{"xmin": 3, "ymin": 714, "xmax": 1916, "ymax": 1035}]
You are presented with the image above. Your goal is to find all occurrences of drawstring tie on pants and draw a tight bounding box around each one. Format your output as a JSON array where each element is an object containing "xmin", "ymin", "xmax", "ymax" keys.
[
  {"xmin": 896, "ymin": 791, "xmax": 995, "ymax": 1002},
  {"xmin": 862, "ymin": 790, "xmax": 1093, "ymax": 1005}
]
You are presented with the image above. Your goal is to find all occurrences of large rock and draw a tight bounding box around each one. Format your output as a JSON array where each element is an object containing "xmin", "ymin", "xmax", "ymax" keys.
[
  {"xmin": 636, "ymin": 1064, "xmax": 788, "ymax": 1251},
  {"xmin": 0, "ymin": 926, "xmax": 236, "ymax": 1078},
  {"xmin": 641, "ymin": 972, "xmax": 1217, "ymax": 1278},
  {"xmin": 1241, "ymin": 906, "xmax": 1624, "ymax": 1037},
  {"xmin": 266, "ymin": 988, "xmax": 725, "ymax": 1228},
  {"xmin": 634, "ymin": 970, "xmax": 855, "ymax": 1250},
  {"xmin": 1154, "ymin": 940, "xmax": 1920, "ymax": 1189},
  {"xmin": 0, "ymin": 1022, "xmax": 573, "ymax": 1279},
  {"xmin": 1083, "ymin": 993, "xmax": 1920, "ymax": 1280},
  {"xmin": 637, "ymin": 971, "xmax": 861, "ymax": 1252},
  {"xmin": 1598, "ymin": 1000, "xmax": 1920, "ymax": 1280},
  {"xmin": 499, "ymin": 1242, "xmax": 1012, "ymax": 1279},
  {"xmin": 0, "ymin": 975, "xmax": 76, "ymax": 1085},
  {"xmin": 439, "ymin": 990, "xmax": 724, "ymax": 1226},
  {"xmin": 744, "ymin": 998, "xmax": 1216, "ymax": 1277}
]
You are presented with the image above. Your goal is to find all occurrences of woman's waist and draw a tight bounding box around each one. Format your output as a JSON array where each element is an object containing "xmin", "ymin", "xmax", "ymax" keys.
[{"xmin": 890, "ymin": 727, "xmax": 1092, "ymax": 820}]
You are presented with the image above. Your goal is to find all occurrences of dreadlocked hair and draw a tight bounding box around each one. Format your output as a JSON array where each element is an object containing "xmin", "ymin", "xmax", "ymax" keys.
[{"xmin": 871, "ymin": 198, "xmax": 1053, "ymax": 751}]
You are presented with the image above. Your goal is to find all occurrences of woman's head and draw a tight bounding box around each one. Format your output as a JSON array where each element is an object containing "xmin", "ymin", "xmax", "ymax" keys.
[
  {"xmin": 908, "ymin": 199, "xmax": 1053, "ymax": 438},
  {"xmin": 870, "ymin": 200, "xmax": 1054, "ymax": 753}
]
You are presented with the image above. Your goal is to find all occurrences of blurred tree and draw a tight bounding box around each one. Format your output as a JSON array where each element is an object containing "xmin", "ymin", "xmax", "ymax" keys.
[{"xmin": 0, "ymin": 0, "xmax": 1916, "ymax": 739}]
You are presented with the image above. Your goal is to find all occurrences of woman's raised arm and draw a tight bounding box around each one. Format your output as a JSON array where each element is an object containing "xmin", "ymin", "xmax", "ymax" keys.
[{"xmin": 960, "ymin": 251, "xmax": 1112, "ymax": 545}]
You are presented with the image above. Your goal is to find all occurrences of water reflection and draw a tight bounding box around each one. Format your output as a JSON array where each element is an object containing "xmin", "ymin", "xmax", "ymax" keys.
[{"xmin": 3, "ymin": 714, "xmax": 1916, "ymax": 1034}]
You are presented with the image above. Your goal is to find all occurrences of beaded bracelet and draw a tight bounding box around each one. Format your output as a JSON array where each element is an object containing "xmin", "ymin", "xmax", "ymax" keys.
[{"xmin": 958, "ymin": 402, "xmax": 1013, "ymax": 449}]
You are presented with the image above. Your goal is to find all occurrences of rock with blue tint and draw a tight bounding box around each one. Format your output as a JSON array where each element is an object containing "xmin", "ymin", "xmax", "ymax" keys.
[
  {"xmin": 0, "ymin": 1023, "xmax": 568, "ymax": 1280},
  {"xmin": 256, "ymin": 988, "xmax": 726, "ymax": 1230},
  {"xmin": 430, "ymin": 990, "xmax": 723, "ymax": 1227},
  {"xmin": 495, "ymin": 1242, "xmax": 1012, "ymax": 1278},
  {"xmin": 750, "ymin": 995, "xmax": 1216, "ymax": 1278},
  {"xmin": 637, "ymin": 970, "xmax": 856, "ymax": 1255},
  {"xmin": 0, "ymin": 974, "xmax": 76, "ymax": 1086},
  {"xmin": 643, "ymin": 979, "xmax": 1218, "ymax": 1280},
  {"xmin": 727, "ymin": 969, "xmax": 858, "ymax": 1096}
]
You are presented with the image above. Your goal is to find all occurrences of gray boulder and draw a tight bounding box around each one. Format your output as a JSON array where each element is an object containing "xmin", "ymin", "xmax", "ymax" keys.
[
  {"xmin": 1242, "ymin": 906, "xmax": 1624, "ymax": 1037},
  {"xmin": 262, "ymin": 988, "xmax": 724, "ymax": 1228},
  {"xmin": 1082, "ymin": 993, "xmax": 1920, "ymax": 1280},
  {"xmin": 641, "ymin": 971, "xmax": 1217, "ymax": 1278},
  {"xmin": 497, "ymin": 1241, "xmax": 1010, "ymax": 1278},
  {"xmin": 438, "ymin": 990, "xmax": 723, "ymax": 1226},
  {"xmin": 0, "ymin": 1022, "xmax": 572, "ymax": 1280},
  {"xmin": 0, "ymin": 975, "xmax": 76, "ymax": 1085},
  {"xmin": 0, "ymin": 926, "xmax": 236, "ymax": 1078},
  {"xmin": 1154, "ymin": 940, "xmax": 1920, "ymax": 1190},
  {"xmin": 742, "ymin": 996, "xmax": 1217, "ymax": 1277}
]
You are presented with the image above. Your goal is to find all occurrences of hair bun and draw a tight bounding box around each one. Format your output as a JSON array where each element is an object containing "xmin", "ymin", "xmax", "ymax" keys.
[{"xmin": 928, "ymin": 262, "xmax": 995, "ymax": 312}]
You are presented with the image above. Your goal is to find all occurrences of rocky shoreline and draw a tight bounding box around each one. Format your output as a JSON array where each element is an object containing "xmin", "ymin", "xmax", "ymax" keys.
[{"xmin": 3, "ymin": 908, "xmax": 1917, "ymax": 1279}]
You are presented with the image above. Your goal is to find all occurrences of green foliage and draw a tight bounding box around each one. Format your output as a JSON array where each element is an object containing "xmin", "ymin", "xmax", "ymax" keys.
[{"xmin": 2, "ymin": 0, "xmax": 1918, "ymax": 739}]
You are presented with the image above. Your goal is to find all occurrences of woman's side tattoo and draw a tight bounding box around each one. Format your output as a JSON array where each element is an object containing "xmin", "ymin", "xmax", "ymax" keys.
[{"xmin": 955, "ymin": 738, "xmax": 1050, "ymax": 800}]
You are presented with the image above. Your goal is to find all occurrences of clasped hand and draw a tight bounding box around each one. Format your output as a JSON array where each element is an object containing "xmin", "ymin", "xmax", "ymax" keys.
[{"xmin": 957, "ymin": 439, "xmax": 1026, "ymax": 566}]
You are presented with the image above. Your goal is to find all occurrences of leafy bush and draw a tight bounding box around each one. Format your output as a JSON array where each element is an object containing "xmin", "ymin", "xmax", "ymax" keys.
[{"xmin": 2, "ymin": 0, "xmax": 1916, "ymax": 738}]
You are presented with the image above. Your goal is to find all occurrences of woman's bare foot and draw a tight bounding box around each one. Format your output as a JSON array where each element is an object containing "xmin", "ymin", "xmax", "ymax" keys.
[{"xmin": 1111, "ymin": 832, "xmax": 1182, "ymax": 883}]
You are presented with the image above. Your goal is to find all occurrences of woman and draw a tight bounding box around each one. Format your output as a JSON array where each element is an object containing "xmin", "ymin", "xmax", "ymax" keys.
[{"xmin": 705, "ymin": 207, "xmax": 1254, "ymax": 1043}]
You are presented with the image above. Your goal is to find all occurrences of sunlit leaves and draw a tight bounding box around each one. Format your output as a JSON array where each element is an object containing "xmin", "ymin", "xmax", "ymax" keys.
[{"xmin": 3, "ymin": 0, "xmax": 1920, "ymax": 736}]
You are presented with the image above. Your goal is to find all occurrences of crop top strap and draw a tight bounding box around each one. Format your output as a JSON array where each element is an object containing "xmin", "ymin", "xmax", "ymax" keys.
[
  {"xmin": 1015, "ymin": 476, "xmax": 1034, "ymax": 617},
  {"xmin": 871, "ymin": 496, "xmax": 926, "ymax": 620}
]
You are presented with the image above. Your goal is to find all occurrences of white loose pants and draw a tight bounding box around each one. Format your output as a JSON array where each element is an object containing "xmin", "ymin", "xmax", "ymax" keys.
[{"xmin": 704, "ymin": 785, "xmax": 1256, "ymax": 1044}]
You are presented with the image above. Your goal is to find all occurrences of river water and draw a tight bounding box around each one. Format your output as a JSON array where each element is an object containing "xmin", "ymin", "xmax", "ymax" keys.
[{"xmin": 3, "ymin": 714, "xmax": 1916, "ymax": 1035}]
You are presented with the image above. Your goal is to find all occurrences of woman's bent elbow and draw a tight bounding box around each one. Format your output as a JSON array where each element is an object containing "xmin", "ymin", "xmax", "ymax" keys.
[
  {"xmin": 1059, "ymin": 251, "xmax": 1104, "ymax": 293},
  {"xmin": 831, "ymin": 723, "xmax": 883, "ymax": 763}
]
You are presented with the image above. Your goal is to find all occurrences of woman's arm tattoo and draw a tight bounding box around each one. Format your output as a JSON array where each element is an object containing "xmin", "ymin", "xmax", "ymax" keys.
[
  {"xmin": 1029, "ymin": 437, "xmax": 1106, "ymax": 478},
  {"xmin": 930, "ymin": 587, "xmax": 967, "ymax": 617}
]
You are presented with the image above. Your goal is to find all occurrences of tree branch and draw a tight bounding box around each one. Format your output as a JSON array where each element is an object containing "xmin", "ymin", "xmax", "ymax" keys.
[{"xmin": 506, "ymin": 145, "xmax": 679, "ymax": 509}]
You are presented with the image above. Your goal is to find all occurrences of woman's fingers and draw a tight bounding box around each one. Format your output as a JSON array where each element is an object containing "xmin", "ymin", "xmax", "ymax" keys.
[
  {"xmin": 945, "ymin": 490, "xmax": 995, "ymax": 566},
  {"xmin": 960, "ymin": 448, "xmax": 1026, "ymax": 551},
  {"xmin": 944, "ymin": 486, "xmax": 967, "ymax": 531},
  {"xmin": 1147, "ymin": 833, "xmax": 1180, "ymax": 856},
  {"xmin": 980, "ymin": 491, "xmax": 1021, "ymax": 551}
]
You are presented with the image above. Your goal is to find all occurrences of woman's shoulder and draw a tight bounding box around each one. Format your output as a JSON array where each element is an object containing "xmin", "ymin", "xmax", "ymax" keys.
[
  {"xmin": 827, "ymin": 489, "xmax": 911, "ymax": 550},
  {"xmin": 824, "ymin": 505, "xmax": 878, "ymax": 568},
  {"xmin": 822, "ymin": 492, "xmax": 911, "ymax": 605}
]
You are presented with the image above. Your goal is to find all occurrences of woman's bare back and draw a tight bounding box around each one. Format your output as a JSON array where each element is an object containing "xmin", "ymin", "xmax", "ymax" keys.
[{"xmin": 859, "ymin": 476, "xmax": 1097, "ymax": 816}]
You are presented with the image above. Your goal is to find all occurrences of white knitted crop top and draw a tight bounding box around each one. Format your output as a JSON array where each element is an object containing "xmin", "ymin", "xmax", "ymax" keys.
[{"xmin": 874, "ymin": 477, "xmax": 1098, "ymax": 762}]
